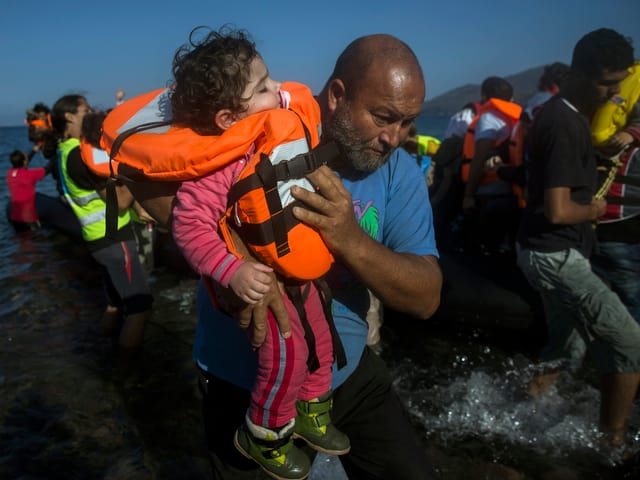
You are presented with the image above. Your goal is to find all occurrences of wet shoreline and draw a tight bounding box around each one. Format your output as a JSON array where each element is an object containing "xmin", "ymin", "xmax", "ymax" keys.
[{"xmin": 2, "ymin": 230, "xmax": 638, "ymax": 479}]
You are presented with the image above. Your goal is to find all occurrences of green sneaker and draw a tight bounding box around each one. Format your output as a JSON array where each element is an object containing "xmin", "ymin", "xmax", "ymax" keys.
[
  {"xmin": 293, "ymin": 391, "xmax": 350, "ymax": 455},
  {"xmin": 234, "ymin": 419, "xmax": 311, "ymax": 480}
]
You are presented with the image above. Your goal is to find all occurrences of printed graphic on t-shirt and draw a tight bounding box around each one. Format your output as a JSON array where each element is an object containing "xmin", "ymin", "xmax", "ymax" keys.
[{"xmin": 353, "ymin": 199, "xmax": 379, "ymax": 240}]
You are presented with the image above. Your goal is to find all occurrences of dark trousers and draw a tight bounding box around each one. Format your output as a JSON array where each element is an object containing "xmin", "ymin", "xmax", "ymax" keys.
[{"xmin": 199, "ymin": 347, "xmax": 438, "ymax": 480}]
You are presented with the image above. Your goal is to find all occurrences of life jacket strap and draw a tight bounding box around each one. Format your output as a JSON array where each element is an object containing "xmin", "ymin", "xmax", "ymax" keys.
[
  {"xmin": 285, "ymin": 283, "xmax": 320, "ymax": 373},
  {"xmin": 272, "ymin": 142, "xmax": 340, "ymax": 181},
  {"xmin": 284, "ymin": 279, "xmax": 347, "ymax": 374},
  {"xmin": 255, "ymin": 153, "xmax": 290, "ymax": 257},
  {"xmin": 231, "ymin": 202, "xmax": 298, "ymax": 248},
  {"xmin": 109, "ymin": 120, "xmax": 173, "ymax": 162},
  {"xmin": 228, "ymin": 141, "xmax": 340, "ymax": 205},
  {"xmin": 105, "ymin": 177, "xmax": 119, "ymax": 240},
  {"xmin": 313, "ymin": 278, "xmax": 346, "ymax": 370},
  {"xmin": 104, "ymin": 120, "xmax": 173, "ymax": 239},
  {"xmin": 227, "ymin": 141, "xmax": 340, "ymax": 257}
]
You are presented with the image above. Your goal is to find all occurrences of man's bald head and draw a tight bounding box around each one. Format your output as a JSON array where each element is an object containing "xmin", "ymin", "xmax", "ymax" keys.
[
  {"xmin": 319, "ymin": 34, "xmax": 426, "ymax": 175},
  {"xmin": 326, "ymin": 34, "xmax": 424, "ymax": 96}
]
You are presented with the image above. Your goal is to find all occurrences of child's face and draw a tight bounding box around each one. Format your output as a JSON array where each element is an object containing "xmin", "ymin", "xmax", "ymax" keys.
[{"xmin": 238, "ymin": 56, "xmax": 281, "ymax": 119}]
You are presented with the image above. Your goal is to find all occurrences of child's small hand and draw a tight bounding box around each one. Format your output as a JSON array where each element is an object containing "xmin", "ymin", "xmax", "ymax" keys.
[{"xmin": 229, "ymin": 262, "xmax": 274, "ymax": 304}]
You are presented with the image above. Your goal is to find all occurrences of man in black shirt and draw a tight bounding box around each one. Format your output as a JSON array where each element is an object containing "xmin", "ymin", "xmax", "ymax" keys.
[{"xmin": 516, "ymin": 28, "xmax": 639, "ymax": 449}]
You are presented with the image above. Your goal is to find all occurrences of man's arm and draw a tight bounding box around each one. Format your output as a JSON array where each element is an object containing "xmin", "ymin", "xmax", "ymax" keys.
[
  {"xmin": 120, "ymin": 176, "xmax": 179, "ymax": 229},
  {"xmin": 292, "ymin": 165, "xmax": 442, "ymax": 319},
  {"xmin": 544, "ymin": 186, "xmax": 606, "ymax": 224},
  {"xmin": 218, "ymin": 228, "xmax": 291, "ymax": 347},
  {"xmin": 96, "ymin": 181, "xmax": 135, "ymax": 211},
  {"xmin": 463, "ymin": 138, "xmax": 494, "ymax": 211}
]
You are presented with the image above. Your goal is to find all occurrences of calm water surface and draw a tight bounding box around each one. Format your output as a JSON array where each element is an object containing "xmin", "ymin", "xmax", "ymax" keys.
[{"xmin": 1, "ymin": 124, "xmax": 639, "ymax": 479}]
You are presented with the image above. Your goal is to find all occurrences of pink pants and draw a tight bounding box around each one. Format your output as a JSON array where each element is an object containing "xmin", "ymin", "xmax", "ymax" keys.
[{"xmin": 249, "ymin": 282, "xmax": 333, "ymax": 428}]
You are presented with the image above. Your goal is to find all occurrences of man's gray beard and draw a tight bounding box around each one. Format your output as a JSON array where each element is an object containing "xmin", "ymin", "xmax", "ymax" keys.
[{"xmin": 325, "ymin": 105, "xmax": 392, "ymax": 174}]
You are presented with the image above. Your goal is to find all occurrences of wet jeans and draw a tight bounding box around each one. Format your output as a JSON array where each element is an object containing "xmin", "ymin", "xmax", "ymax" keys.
[
  {"xmin": 516, "ymin": 246, "xmax": 640, "ymax": 373},
  {"xmin": 591, "ymin": 240, "xmax": 640, "ymax": 324}
]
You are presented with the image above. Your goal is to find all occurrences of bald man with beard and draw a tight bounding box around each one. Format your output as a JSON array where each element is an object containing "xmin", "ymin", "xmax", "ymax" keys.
[{"xmin": 118, "ymin": 33, "xmax": 442, "ymax": 479}]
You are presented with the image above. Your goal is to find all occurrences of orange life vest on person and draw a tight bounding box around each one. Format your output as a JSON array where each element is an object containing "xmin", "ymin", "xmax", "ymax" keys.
[
  {"xmin": 461, "ymin": 98, "xmax": 525, "ymax": 206},
  {"xmin": 79, "ymin": 140, "xmax": 115, "ymax": 177},
  {"xmin": 25, "ymin": 116, "xmax": 52, "ymax": 130},
  {"xmin": 461, "ymin": 98, "xmax": 522, "ymax": 183},
  {"xmin": 101, "ymin": 82, "xmax": 336, "ymax": 281}
]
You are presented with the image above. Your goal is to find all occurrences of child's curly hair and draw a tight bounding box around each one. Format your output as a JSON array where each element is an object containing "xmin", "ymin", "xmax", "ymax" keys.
[{"xmin": 170, "ymin": 25, "xmax": 258, "ymax": 135}]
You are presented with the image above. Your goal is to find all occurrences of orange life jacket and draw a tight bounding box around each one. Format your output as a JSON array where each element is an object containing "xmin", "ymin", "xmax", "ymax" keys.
[
  {"xmin": 79, "ymin": 140, "xmax": 114, "ymax": 177},
  {"xmin": 461, "ymin": 98, "xmax": 522, "ymax": 183},
  {"xmin": 25, "ymin": 116, "xmax": 52, "ymax": 130},
  {"xmin": 461, "ymin": 98, "xmax": 525, "ymax": 206},
  {"xmin": 101, "ymin": 82, "xmax": 336, "ymax": 280}
]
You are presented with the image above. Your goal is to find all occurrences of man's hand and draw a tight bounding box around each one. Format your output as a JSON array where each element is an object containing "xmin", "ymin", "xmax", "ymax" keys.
[
  {"xmin": 592, "ymin": 197, "xmax": 607, "ymax": 220},
  {"xmin": 233, "ymin": 276, "xmax": 290, "ymax": 348},
  {"xmin": 291, "ymin": 164, "xmax": 441, "ymax": 319},
  {"xmin": 290, "ymin": 165, "xmax": 363, "ymax": 256},
  {"xmin": 227, "ymin": 229, "xmax": 290, "ymax": 348}
]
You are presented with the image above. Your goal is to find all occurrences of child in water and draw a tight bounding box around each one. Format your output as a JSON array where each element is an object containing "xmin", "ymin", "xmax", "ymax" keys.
[
  {"xmin": 170, "ymin": 27, "xmax": 349, "ymax": 480},
  {"xmin": 6, "ymin": 149, "xmax": 49, "ymax": 231}
]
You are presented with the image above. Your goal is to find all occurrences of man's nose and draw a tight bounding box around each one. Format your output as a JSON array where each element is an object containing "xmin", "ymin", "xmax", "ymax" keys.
[{"xmin": 379, "ymin": 123, "xmax": 402, "ymax": 148}]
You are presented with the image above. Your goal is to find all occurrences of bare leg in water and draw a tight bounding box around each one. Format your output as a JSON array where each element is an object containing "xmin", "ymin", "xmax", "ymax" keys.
[
  {"xmin": 116, "ymin": 310, "xmax": 151, "ymax": 369},
  {"xmin": 102, "ymin": 305, "xmax": 122, "ymax": 337},
  {"xmin": 599, "ymin": 372, "xmax": 640, "ymax": 447},
  {"xmin": 527, "ymin": 369, "xmax": 561, "ymax": 398}
]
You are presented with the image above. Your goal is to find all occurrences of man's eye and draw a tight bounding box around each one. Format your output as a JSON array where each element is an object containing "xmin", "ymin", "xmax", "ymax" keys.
[{"xmin": 373, "ymin": 115, "xmax": 391, "ymax": 125}]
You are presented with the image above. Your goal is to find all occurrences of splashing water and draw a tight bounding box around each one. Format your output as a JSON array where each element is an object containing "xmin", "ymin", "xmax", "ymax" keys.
[{"xmin": 389, "ymin": 338, "xmax": 640, "ymax": 475}]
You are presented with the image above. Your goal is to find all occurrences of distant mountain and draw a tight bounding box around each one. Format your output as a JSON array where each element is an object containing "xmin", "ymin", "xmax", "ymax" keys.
[{"xmin": 422, "ymin": 65, "xmax": 546, "ymax": 116}]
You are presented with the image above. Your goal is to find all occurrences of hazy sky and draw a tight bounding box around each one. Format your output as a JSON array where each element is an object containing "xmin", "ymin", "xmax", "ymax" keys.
[{"xmin": 1, "ymin": 0, "xmax": 639, "ymax": 126}]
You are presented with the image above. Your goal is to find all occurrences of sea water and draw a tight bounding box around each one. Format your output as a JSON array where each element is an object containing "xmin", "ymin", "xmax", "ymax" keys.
[{"xmin": 1, "ymin": 123, "xmax": 639, "ymax": 479}]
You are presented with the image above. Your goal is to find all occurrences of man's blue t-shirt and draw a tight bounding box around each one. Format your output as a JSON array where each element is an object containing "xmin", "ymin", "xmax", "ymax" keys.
[{"xmin": 193, "ymin": 147, "xmax": 439, "ymax": 390}]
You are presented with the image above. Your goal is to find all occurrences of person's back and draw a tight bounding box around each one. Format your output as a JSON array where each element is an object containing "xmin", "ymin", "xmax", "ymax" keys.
[
  {"xmin": 6, "ymin": 150, "xmax": 47, "ymax": 230},
  {"xmin": 462, "ymin": 76, "xmax": 521, "ymax": 195},
  {"xmin": 46, "ymin": 97, "xmax": 153, "ymax": 368},
  {"xmin": 523, "ymin": 62, "xmax": 570, "ymax": 122},
  {"xmin": 460, "ymin": 76, "xmax": 523, "ymax": 253},
  {"xmin": 444, "ymin": 102, "xmax": 479, "ymax": 140}
]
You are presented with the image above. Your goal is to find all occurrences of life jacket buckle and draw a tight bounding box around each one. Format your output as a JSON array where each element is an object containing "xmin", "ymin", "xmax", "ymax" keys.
[{"xmin": 276, "ymin": 151, "xmax": 315, "ymax": 181}]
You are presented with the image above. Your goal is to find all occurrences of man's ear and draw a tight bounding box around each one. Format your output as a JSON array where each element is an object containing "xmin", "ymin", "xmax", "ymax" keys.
[
  {"xmin": 327, "ymin": 79, "xmax": 346, "ymax": 113},
  {"xmin": 215, "ymin": 109, "xmax": 236, "ymax": 131}
]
